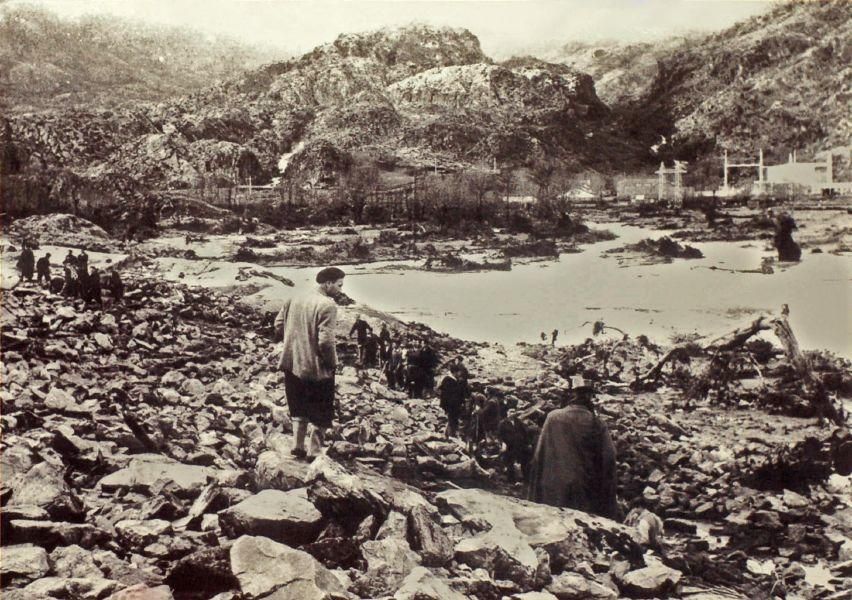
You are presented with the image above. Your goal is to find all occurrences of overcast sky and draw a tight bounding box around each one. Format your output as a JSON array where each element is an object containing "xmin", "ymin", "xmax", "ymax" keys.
[{"xmin": 10, "ymin": 0, "xmax": 777, "ymax": 58}]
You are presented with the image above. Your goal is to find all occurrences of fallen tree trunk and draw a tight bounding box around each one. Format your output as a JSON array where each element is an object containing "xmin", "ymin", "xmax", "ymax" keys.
[
  {"xmin": 632, "ymin": 311, "xmax": 844, "ymax": 425},
  {"xmin": 633, "ymin": 317, "xmax": 770, "ymax": 389}
]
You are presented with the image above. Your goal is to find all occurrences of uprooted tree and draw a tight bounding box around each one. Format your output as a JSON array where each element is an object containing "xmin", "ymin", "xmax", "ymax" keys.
[{"xmin": 631, "ymin": 308, "xmax": 845, "ymax": 425}]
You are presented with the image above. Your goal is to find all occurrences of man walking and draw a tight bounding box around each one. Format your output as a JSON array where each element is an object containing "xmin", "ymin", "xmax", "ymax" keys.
[
  {"xmin": 528, "ymin": 381, "xmax": 617, "ymax": 519},
  {"xmin": 349, "ymin": 314, "xmax": 373, "ymax": 367},
  {"xmin": 36, "ymin": 252, "xmax": 52, "ymax": 286},
  {"xmin": 275, "ymin": 266, "xmax": 345, "ymax": 460}
]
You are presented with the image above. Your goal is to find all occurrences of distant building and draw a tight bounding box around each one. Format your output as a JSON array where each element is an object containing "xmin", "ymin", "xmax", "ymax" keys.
[{"xmin": 764, "ymin": 152, "xmax": 832, "ymax": 194}]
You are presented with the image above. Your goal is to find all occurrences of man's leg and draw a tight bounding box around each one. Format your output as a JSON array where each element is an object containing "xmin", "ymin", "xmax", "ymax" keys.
[
  {"xmin": 309, "ymin": 426, "xmax": 326, "ymax": 456},
  {"xmin": 292, "ymin": 418, "xmax": 308, "ymax": 456}
]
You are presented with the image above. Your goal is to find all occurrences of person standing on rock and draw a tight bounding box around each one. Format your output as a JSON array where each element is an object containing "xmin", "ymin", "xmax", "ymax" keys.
[
  {"xmin": 551, "ymin": 329, "xmax": 559, "ymax": 346},
  {"xmin": 36, "ymin": 252, "xmax": 51, "ymax": 286},
  {"xmin": 275, "ymin": 266, "xmax": 345, "ymax": 460},
  {"xmin": 86, "ymin": 267, "xmax": 103, "ymax": 306},
  {"xmin": 63, "ymin": 250, "xmax": 77, "ymax": 268},
  {"xmin": 349, "ymin": 314, "xmax": 373, "ymax": 367},
  {"xmin": 16, "ymin": 242, "xmax": 35, "ymax": 282},
  {"xmin": 438, "ymin": 364, "xmax": 467, "ymax": 438},
  {"xmin": 528, "ymin": 383, "xmax": 618, "ymax": 519}
]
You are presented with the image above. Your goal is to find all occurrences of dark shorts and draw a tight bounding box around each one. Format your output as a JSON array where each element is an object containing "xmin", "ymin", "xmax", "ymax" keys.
[{"xmin": 284, "ymin": 371, "xmax": 335, "ymax": 428}]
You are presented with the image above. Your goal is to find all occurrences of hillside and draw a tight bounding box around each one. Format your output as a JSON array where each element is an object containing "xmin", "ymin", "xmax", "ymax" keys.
[
  {"xmin": 613, "ymin": 0, "xmax": 852, "ymax": 168},
  {"xmin": 4, "ymin": 23, "xmax": 646, "ymax": 193},
  {"xmin": 3, "ymin": 1, "xmax": 850, "ymax": 203},
  {"xmin": 532, "ymin": 37, "xmax": 694, "ymax": 109},
  {"xmin": 0, "ymin": 5, "xmax": 279, "ymax": 111}
]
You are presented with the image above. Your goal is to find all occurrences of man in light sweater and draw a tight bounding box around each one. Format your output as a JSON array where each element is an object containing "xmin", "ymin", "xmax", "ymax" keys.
[{"xmin": 275, "ymin": 266, "xmax": 345, "ymax": 460}]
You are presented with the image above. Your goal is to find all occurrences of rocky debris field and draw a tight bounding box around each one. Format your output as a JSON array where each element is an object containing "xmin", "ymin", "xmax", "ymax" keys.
[{"xmin": 1, "ymin": 256, "xmax": 851, "ymax": 599}]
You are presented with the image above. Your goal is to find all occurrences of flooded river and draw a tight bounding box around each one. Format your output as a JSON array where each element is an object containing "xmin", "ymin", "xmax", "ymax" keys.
[{"xmin": 302, "ymin": 223, "xmax": 851, "ymax": 356}]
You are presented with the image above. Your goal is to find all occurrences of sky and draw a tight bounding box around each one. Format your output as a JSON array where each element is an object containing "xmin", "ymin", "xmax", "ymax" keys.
[{"xmin": 9, "ymin": 0, "xmax": 778, "ymax": 58}]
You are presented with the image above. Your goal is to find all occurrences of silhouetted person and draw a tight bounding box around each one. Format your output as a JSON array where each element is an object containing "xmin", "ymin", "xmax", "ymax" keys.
[
  {"xmin": 86, "ymin": 267, "xmax": 103, "ymax": 306},
  {"xmin": 36, "ymin": 253, "xmax": 51, "ymax": 286},
  {"xmin": 528, "ymin": 384, "xmax": 617, "ymax": 519},
  {"xmin": 108, "ymin": 269, "xmax": 125, "ymax": 302},
  {"xmin": 17, "ymin": 244, "xmax": 35, "ymax": 282},
  {"xmin": 774, "ymin": 213, "xmax": 802, "ymax": 262}
]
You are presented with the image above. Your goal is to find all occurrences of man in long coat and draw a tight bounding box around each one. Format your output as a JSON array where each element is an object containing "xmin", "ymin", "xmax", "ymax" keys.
[
  {"xmin": 528, "ymin": 386, "xmax": 618, "ymax": 519},
  {"xmin": 275, "ymin": 266, "xmax": 344, "ymax": 459}
]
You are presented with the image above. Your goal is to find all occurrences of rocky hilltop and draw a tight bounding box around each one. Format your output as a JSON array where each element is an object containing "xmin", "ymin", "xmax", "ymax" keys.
[
  {"xmin": 0, "ymin": 6, "xmax": 278, "ymax": 112},
  {"xmin": 4, "ymin": 24, "xmax": 642, "ymax": 193},
  {"xmin": 3, "ymin": 2, "xmax": 849, "ymax": 203},
  {"xmin": 609, "ymin": 0, "xmax": 851, "ymax": 166}
]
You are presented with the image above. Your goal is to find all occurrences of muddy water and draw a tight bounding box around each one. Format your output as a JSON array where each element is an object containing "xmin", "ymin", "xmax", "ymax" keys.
[{"xmin": 320, "ymin": 223, "xmax": 851, "ymax": 357}]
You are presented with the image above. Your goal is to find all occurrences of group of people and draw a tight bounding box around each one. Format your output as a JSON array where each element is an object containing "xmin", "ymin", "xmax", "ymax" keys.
[
  {"xmin": 349, "ymin": 315, "xmax": 440, "ymax": 399},
  {"xmin": 275, "ymin": 264, "xmax": 619, "ymax": 520},
  {"xmin": 15, "ymin": 240, "xmax": 124, "ymax": 306}
]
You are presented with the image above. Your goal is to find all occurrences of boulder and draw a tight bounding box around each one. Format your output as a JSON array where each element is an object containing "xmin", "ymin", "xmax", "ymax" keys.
[
  {"xmin": 229, "ymin": 535, "xmax": 353, "ymax": 599},
  {"xmin": 98, "ymin": 454, "xmax": 217, "ymax": 497},
  {"xmin": 165, "ymin": 547, "xmax": 239, "ymax": 598},
  {"xmin": 355, "ymin": 538, "xmax": 421, "ymax": 597},
  {"xmin": 50, "ymin": 544, "xmax": 105, "ymax": 579},
  {"xmin": 24, "ymin": 577, "xmax": 119, "ymax": 599},
  {"xmin": 437, "ymin": 488, "xmax": 639, "ymax": 574},
  {"xmin": 393, "ymin": 566, "xmax": 467, "ymax": 600},
  {"xmin": 8, "ymin": 519, "xmax": 109, "ymax": 549},
  {"xmin": 547, "ymin": 572, "xmax": 617, "ymax": 599},
  {"xmin": 306, "ymin": 455, "xmax": 388, "ymax": 521},
  {"xmin": 376, "ymin": 511, "xmax": 409, "ymax": 540},
  {"xmin": 106, "ymin": 584, "xmax": 174, "ymax": 600},
  {"xmin": 617, "ymin": 564, "xmax": 682, "ymax": 598},
  {"xmin": 115, "ymin": 519, "xmax": 172, "ymax": 548},
  {"xmin": 1, "ymin": 544, "xmax": 50, "ymax": 583},
  {"xmin": 254, "ymin": 435, "xmax": 312, "ymax": 491},
  {"xmin": 219, "ymin": 488, "xmax": 323, "ymax": 545},
  {"xmin": 44, "ymin": 387, "xmax": 86, "ymax": 413},
  {"xmin": 407, "ymin": 505, "xmax": 453, "ymax": 567},
  {"xmin": 180, "ymin": 378, "xmax": 206, "ymax": 397},
  {"xmin": 455, "ymin": 528, "xmax": 539, "ymax": 588},
  {"xmin": 8, "ymin": 461, "xmax": 85, "ymax": 520}
]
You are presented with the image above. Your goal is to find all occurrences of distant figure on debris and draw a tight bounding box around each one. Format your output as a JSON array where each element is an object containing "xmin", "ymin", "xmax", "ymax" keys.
[
  {"xmin": 528, "ymin": 381, "xmax": 617, "ymax": 519},
  {"xmin": 438, "ymin": 364, "xmax": 467, "ymax": 438},
  {"xmin": 77, "ymin": 250, "xmax": 89, "ymax": 273},
  {"xmin": 551, "ymin": 329, "xmax": 559, "ymax": 346},
  {"xmin": 498, "ymin": 409, "xmax": 535, "ymax": 483},
  {"xmin": 349, "ymin": 314, "xmax": 373, "ymax": 366},
  {"xmin": 275, "ymin": 266, "xmax": 345, "ymax": 461},
  {"xmin": 379, "ymin": 323, "xmax": 391, "ymax": 357},
  {"xmin": 63, "ymin": 250, "xmax": 77, "ymax": 268},
  {"xmin": 108, "ymin": 269, "xmax": 125, "ymax": 302},
  {"xmin": 364, "ymin": 332, "xmax": 380, "ymax": 368},
  {"xmin": 774, "ymin": 213, "xmax": 802, "ymax": 262},
  {"xmin": 540, "ymin": 332, "xmax": 547, "ymax": 342},
  {"xmin": 469, "ymin": 391, "xmax": 502, "ymax": 451},
  {"xmin": 62, "ymin": 265, "xmax": 79, "ymax": 298},
  {"xmin": 405, "ymin": 343, "xmax": 426, "ymax": 398},
  {"xmin": 418, "ymin": 339, "xmax": 439, "ymax": 395},
  {"xmin": 17, "ymin": 243, "xmax": 35, "ymax": 282},
  {"xmin": 86, "ymin": 267, "xmax": 103, "ymax": 306},
  {"xmin": 36, "ymin": 253, "xmax": 51, "ymax": 286}
]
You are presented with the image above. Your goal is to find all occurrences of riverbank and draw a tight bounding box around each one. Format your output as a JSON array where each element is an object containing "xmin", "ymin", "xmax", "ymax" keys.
[{"xmin": 1, "ymin": 256, "xmax": 850, "ymax": 599}]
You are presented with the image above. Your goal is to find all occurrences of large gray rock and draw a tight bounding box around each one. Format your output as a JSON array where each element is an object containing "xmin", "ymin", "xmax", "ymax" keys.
[
  {"xmin": 547, "ymin": 572, "xmax": 617, "ymax": 599},
  {"xmin": 437, "ymin": 488, "xmax": 639, "ymax": 574},
  {"xmin": 24, "ymin": 577, "xmax": 119, "ymax": 600},
  {"xmin": 306, "ymin": 455, "xmax": 389, "ymax": 522},
  {"xmin": 254, "ymin": 450, "xmax": 310, "ymax": 491},
  {"xmin": 408, "ymin": 505, "xmax": 453, "ymax": 567},
  {"xmin": 229, "ymin": 535, "xmax": 353, "ymax": 600},
  {"xmin": 393, "ymin": 566, "xmax": 467, "ymax": 600},
  {"xmin": 50, "ymin": 544, "xmax": 105, "ymax": 579},
  {"xmin": 354, "ymin": 538, "xmax": 421, "ymax": 597},
  {"xmin": 8, "ymin": 461, "xmax": 85, "ymax": 520},
  {"xmin": 99, "ymin": 454, "xmax": 219, "ymax": 497},
  {"xmin": 617, "ymin": 564, "xmax": 683, "ymax": 597},
  {"xmin": 218, "ymin": 488, "xmax": 323, "ymax": 545},
  {"xmin": 8, "ymin": 519, "xmax": 109, "ymax": 549},
  {"xmin": 1, "ymin": 544, "xmax": 50, "ymax": 583},
  {"xmin": 115, "ymin": 519, "xmax": 172, "ymax": 549},
  {"xmin": 106, "ymin": 584, "xmax": 174, "ymax": 600}
]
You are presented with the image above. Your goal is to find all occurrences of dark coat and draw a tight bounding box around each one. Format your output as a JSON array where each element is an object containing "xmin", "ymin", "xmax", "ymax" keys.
[
  {"xmin": 438, "ymin": 375, "xmax": 466, "ymax": 415},
  {"xmin": 528, "ymin": 404, "xmax": 617, "ymax": 519}
]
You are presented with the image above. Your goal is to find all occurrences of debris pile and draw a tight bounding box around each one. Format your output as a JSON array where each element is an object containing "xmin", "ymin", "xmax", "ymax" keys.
[{"xmin": 1, "ymin": 270, "xmax": 850, "ymax": 599}]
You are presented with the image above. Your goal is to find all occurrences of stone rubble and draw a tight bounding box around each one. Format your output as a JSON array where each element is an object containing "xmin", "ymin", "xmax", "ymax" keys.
[{"xmin": 1, "ymin": 266, "xmax": 849, "ymax": 599}]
